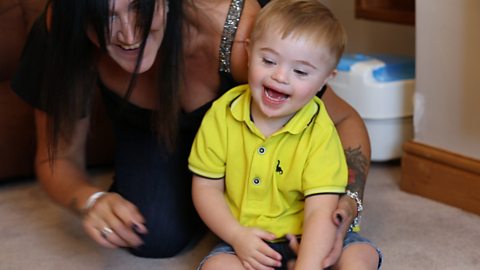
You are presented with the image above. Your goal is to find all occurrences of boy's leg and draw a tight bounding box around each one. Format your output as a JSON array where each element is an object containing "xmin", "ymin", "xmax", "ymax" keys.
[
  {"xmin": 197, "ymin": 243, "xmax": 245, "ymax": 270},
  {"xmin": 199, "ymin": 240, "xmax": 293, "ymax": 270},
  {"xmin": 201, "ymin": 253, "xmax": 246, "ymax": 270},
  {"xmin": 332, "ymin": 231, "xmax": 382, "ymax": 270},
  {"xmin": 333, "ymin": 243, "xmax": 380, "ymax": 270}
]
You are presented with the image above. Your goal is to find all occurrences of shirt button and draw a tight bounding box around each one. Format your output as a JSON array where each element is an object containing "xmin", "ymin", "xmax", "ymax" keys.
[
  {"xmin": 258, "ymin": 147, "xmax": 266, "ymax": 155},
  {"xmin": 253, "ymin": 177, "xmax": 261, "ymax": 185}
]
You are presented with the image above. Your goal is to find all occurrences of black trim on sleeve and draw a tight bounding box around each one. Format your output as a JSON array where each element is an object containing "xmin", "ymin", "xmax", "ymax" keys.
[
  {"xmin": 192, "ymin": 172, "xmax": 225, "ymax": 180},
  {"xmin": 305, "ymin": 192, "xmax": 344, "ymax": 199}
]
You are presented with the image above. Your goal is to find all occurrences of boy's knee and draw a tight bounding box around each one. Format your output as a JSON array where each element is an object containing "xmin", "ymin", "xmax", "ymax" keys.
[
  {"xmin": 201, "ymin": 254, "xmax": 243, "ymax": 270},
  {"xmin": 334, "ymin": 243, "xmax": 380, "ymax": 270}
]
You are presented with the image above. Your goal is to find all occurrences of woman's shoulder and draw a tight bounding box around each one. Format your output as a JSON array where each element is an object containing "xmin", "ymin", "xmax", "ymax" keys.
[
  {"xmin": 235, "ymin": 0, "xmax": 262, "ymax": 45},
  {"xmin": 229, "ymin": 0, "xmax": 262, "ymax": 83}
]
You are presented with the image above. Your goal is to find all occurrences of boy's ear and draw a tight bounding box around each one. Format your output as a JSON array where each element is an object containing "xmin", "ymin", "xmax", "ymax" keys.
[{"xmin": 324, "ymin": 69, "xmax": 337, "ymax": 83}]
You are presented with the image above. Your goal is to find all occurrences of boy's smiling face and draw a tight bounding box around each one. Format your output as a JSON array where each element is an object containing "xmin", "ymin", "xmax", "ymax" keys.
[{"xmin": 247, "ymin": 30, "xmax": 336, "ymax": 124}]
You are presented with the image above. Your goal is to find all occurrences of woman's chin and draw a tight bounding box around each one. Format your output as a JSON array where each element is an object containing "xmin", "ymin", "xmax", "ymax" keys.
[{"xmin": 117, "ymin": 58, "xmax": 154, "ymax": 74}]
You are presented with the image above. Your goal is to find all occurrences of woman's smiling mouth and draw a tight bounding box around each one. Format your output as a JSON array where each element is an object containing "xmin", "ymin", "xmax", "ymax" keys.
[{"xmin": 119, "ymin": 42, "xmax": 141, "ymax": 50}]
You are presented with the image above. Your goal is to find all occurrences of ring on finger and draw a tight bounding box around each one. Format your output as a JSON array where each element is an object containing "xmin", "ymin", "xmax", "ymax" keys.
[{"xmin": 100, "ymin": 226, "xmax": 113, "ymax": 239}]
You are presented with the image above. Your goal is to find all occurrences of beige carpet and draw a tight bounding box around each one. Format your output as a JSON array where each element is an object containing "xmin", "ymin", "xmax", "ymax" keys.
[{"xmin": 1, "ymin": 162, "xmax": 479, "ymax": 270}]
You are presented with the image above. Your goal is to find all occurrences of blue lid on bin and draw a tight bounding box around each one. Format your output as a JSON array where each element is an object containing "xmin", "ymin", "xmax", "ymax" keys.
[
  {"xmin": 371, "ymin": 54, "xmax": 415, "ymax": 82},
  {"xmin": 337, "ymin": 53, "xmax": 415, "ymax": 82},
  {"xmin": 337, "ymin": 54, "xmax": 373, "ymax": 71}
]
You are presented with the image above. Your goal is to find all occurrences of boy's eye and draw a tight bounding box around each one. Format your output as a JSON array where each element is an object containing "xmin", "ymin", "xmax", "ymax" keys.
[
  {"xmin": 294, "ymin": 69, "xmax": 308, "ymax": 76},
  {"xmin": 262, "ymin": 58, "xmax": 276, "ymax": 65}
]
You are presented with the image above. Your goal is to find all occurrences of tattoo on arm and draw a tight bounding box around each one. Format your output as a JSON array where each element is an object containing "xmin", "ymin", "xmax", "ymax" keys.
[{"xmin": 345, "ymin": 146, "xmax": 369, "ymax": 200}]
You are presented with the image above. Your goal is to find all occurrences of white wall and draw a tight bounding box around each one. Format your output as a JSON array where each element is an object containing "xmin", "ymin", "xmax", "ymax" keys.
[
  {"xmin": 415, "ymin": 0, "xmax": 480, "ymax": 160},
  {"xmin": 321, "ymin": 0, "xmax": 415, "ymax": 57},
  {"xmin": 323, "ymin": 0, "xmax": 480, "ymax": 160}
]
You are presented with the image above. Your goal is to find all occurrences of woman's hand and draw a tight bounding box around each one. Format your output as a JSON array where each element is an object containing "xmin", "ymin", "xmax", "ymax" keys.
[
  {"xmin": 286, "ymin": 234, "xmax": 300, "ymax": 270},
  {"xmin": 82, "ymin": 192, "xmax": 148, "ymax": 248},
  {"xmin": 231, "ymin": 227, "xmax": 282, "ymax": 270}
]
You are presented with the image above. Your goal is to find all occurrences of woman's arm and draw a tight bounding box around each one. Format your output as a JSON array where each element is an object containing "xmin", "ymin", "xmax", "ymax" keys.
[
  {"xmin": 192, "ymin": 175, "xmax": 242, "ymax": 245},
  {"xmin": 295, "ymin": 194, "xmax": 339, "ymax": 269},
  {"xmin": 34, "ymin": 109, "xmax": 96, "ymax": 211},
  {"xmin": 321, "ymin": 86, "xmax": 370, "ymax": 221},
  {"xmin": 34, "ymin": 109, "xmax": 146, "ymax": 248},
  {"xmin": 321, "ymin": 86, "xmax": 370, "ymax": 268}
]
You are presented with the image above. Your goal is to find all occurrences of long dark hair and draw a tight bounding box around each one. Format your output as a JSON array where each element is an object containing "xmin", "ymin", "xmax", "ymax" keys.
[{"xmin": 42, "ymin": 0, "xmax": 183, "ymax": 159}]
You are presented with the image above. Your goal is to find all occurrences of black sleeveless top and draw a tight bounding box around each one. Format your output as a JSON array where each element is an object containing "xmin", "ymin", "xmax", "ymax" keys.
[
  {"xmin": 99, "ymin": 0, "xmax": 323, "ymax": 132},
  {"xmin": 12, "ymin": 1, "xmax": 252, "ymax": 128},
  {"xmin": 100, "ymin": 0, "xmax": 250, "ymax": 132}
]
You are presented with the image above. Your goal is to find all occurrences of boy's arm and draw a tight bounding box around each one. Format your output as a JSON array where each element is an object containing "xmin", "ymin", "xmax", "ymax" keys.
[
  {"xmin": 192, "ymin": 175, "xmax": 282, "ymax": 268},
  {"xmin": 295, "ymin": 194, "xmax": 339, "ymax": 270},
  {"xmin": 192, "ymin": 175, "xmax": 242, "ymax": 244}
]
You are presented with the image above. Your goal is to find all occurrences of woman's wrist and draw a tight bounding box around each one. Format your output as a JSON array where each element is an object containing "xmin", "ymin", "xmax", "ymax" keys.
[
  {"xmin": 344, "ymin": 190, "xmax": 363, "ymax": 231},
  {"xmin": 82, "ymin": 191, "xmax": 108, "ymax": 214}
]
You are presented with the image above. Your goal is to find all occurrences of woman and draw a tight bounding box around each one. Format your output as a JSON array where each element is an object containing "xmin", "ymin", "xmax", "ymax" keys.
[{"xmin": 13, "ymin": 0, "xmax": 379, "ymax": 268}]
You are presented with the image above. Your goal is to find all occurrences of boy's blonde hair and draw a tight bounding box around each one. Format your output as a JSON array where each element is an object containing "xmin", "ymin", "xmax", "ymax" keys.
[{"xmin": 251, "ymin": 0, "xmax": 347, "ymax": 69}]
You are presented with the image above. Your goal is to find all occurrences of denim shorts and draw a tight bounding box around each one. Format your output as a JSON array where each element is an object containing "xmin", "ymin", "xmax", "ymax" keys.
[{"xmin": 196, "ymin": 231, "xmax": 383, "ymax": 270}]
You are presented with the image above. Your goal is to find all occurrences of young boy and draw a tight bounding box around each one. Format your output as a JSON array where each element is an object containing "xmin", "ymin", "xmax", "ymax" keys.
[{"xmin": 189, "ymin": 0, "xmax": 348, "ymax": 269}]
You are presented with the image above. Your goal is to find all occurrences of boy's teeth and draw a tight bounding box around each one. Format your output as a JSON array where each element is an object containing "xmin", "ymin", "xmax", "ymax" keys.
[{"xmin": 265, "ymin": 88, "xmax": 288, "ymax": 101}]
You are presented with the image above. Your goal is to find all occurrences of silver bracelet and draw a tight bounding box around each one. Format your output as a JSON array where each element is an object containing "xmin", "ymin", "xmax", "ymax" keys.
[
  {"xmin": 83, "ymin": 191, "xmax": 107, "ymax": 212},
  {"xmin": 346, "ymin": 190, "xmax": 363, "ymax": 231}
]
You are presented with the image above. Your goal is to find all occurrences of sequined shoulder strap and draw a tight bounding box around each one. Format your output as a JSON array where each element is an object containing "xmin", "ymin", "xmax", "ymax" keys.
[{"xmin": 219, "ymin": 0, "xmax": 245, "ymax": 73}]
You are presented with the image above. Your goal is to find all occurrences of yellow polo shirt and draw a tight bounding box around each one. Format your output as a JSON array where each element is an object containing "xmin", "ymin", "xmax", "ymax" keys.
[{"xmin": 189, "ymin": 85, "xmax": 347, "ymax": 238}]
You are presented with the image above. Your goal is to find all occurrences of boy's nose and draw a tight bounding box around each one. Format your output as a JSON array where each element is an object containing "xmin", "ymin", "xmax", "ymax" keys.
[{"xmin": 271, "ymin": 67, "xmax": 288, "ymax": 84}]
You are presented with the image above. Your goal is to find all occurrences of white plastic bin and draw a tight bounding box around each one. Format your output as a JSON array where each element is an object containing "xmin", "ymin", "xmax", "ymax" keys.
[{"xmin": 329, "ymin": 54, "xmax": 415, "ymax": 161}]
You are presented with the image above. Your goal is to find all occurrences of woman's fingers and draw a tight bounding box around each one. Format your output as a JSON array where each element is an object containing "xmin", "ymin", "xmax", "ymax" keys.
[
  {"xmin": 82, "ymin": 192, "xmax": 146, "ymax": 248},
  {"xmin": 286, "ymin": 234, "xmax": 299, "ymax": 254},
  {"xmin": 110, "ymin": 199, "xmax": 148, "ymax": 235},
  {"xmin": 84, "ymin": 222, "xmax": 117, "ymax": 248},
  {"xmin": 84, "ymin": 205, "xmax": 131, "ymax": 247},
  {"xmin": 107, "ymin": 200, "xmax": 147, "ymax": 246}
]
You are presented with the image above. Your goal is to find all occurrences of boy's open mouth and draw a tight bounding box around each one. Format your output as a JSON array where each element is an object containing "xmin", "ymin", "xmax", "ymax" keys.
[{"xmin": 264, "ymin": 87, "xmax": 289, "ymax": 103}]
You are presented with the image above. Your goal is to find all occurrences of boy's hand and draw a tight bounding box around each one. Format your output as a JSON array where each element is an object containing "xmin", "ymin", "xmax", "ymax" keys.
[{"xmin": 231, "ymin": 227, "xmax": 282, "ymax": 270}]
